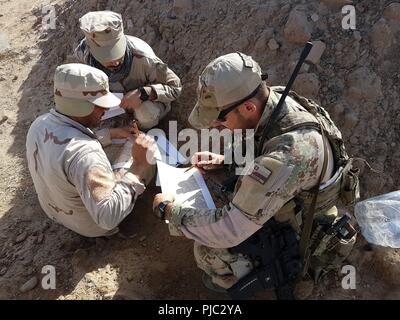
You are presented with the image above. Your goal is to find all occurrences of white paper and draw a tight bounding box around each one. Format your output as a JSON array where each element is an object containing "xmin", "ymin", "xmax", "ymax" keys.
[
  {"xmin": 101, "ymin": 93, "xmax": 125, "ymax": 120},
  {"xmin": 148, "ymin": 132, "xmax": 187, "ymax": 166},
  {"xmin": 112, "ymin": 159, "xmax": 133, "ymax": 170},
  {"xmin": 148, "ymin": 133, "xmax": 187, "ymax": 186},
  {"xmin": 157, "ymin": 160, "xmax": 216, "ymax": 209},
  {"xmin": 111, "ymin": 138, "xmax": 128, "ymax": 145}
]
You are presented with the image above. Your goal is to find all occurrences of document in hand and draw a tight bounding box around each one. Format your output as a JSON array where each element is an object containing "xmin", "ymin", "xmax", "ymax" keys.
[
  {"xmin": 156, "ymin": 160, "xmax": 216, "ymax": 209},
  {"xmin": 101, "ymin": 93, "xmax": 125, "ymax": 120},
  {"xmin": 148, "ymin": 133, "xmax": 187, "ymax": 166},
  {"xmin": 147, "ymin": 133, "xmax": 187, "ymax": 187}
]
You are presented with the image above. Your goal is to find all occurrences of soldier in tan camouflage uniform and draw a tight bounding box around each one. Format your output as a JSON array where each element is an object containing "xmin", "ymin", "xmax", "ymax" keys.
[
  {"xmin": 74, "ymin": 11, "xmax": 182, "ymax": 129},
  {"xmin": 27, "ymin": 63, "xmax": 156, "ymax": 237},
  {"xmin": 152, "ymin": 52, "xmax": 342, "ymax": 292}
]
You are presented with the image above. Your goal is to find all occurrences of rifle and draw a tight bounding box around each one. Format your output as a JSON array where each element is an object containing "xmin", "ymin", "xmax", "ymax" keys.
[{"xmin": 257, "ymin": 41, "xmax": 313, "ymax": 153}]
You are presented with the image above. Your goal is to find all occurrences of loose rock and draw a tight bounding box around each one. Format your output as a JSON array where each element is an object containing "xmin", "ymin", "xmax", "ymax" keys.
[
  {"xmin": 19, "ymin": 276, "xmax": 38, "ymax": 293},
  {"xmin": 36, "ymin": 234, "xmax": 44, "ymax": 244},
  {"xmin": 0, "ymin": 267, "xmax": 7, "ymax": 276},
  {"xmin": 15, "ymin": 231, "xmax": 28, "ymax": 244},
  {"xmin": 353, "ymin": 31, "xmax": 362, "ymax": 41},
  {"xmin": 344, "ymin": 112, "xmax": 359, "ymax": 129},
  {"xmin": 284, "ymin": 6, "xmax": 312, "ymax": 44},
  {"xmin": 289, "ymin": 61, "xmax": 309, "ymax": 74},
  {"xmin": 346, "ymin": 67, "xmax": 382, "ymax": 101},
  {"xmin": 173, "ymin": 0, "xmax": 192, "ymax": 11},
  {"xmin": 293, "ymin": 73, "xmax": 320, "ymax": 97},
  {"xmin": 372, "ymin": 246, "xmax": 400, "ymax": 285},
  {"xmin": 254, "ymin": 28, "xmax": 274, "ymax": 52},
  {"xmin": 306, "ymin": 40, "xmax": 326, "ymax": 65},
  {"xmin": 268, "ymin": 38, "xmax": 279, "ymax": 51},
  {"xmin": 0, "ymin": 111, "xmax": 8, "ymax": 124},
  {"xmin": 0, "ymin": 32, "xmax": 9, "ymax": 53},
  {"xmin": 311, "ymin": 13, "xmax": 319, "ymax": 22},
  {"xmin": 384, "ymin": 3, "xmax": 400, "ymax": 21},
  {"xmin": 371, "ymin": 18, "xmax": 393, "ymax": 51}
]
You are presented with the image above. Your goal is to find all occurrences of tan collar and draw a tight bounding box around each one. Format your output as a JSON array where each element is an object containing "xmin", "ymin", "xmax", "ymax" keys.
[{"xmin": 50, "ymin": 109, "xmax": 97, "ymax": 139}]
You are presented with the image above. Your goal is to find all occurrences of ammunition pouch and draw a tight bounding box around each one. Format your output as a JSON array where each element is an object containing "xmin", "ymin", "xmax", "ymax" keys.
[
  {"xmin": 295, "ymin": 159, "xmax": 360, "ymax": 216},
  {"xmin": 228, "ymin": 214, "xmax": 357, "ymax": 299},
  {"xmin": 227, "ymin": 87, "xmax": 361, "ymax": 296},
  {"xmin": 308, "ymin": 214, "xmax": 357, "ymax": 282},
  {"xmin": 274, "ymin": 160, "xmax": 359, "ymax": 283},
  {"xmin": 227, "ymin": 219, "xmax": 302, "ymax": 300},
  {"xmin": 340, "ymin": 160, "xmax": 360, "ymax": 206},
  {"xmin": 231, "ymin": 179, "xmax": 359, "ymax": 297}
]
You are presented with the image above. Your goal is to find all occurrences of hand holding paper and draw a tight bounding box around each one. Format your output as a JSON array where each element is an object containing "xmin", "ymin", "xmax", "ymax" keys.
[{"xmin": 156, "ymin": 160, "xmax": 216, "ymax": 209}]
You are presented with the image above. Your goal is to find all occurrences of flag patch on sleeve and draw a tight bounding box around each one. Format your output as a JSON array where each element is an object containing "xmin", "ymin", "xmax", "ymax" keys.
[{"xmin": 249, "ymin": 164, "xmax": 271, "ymax": 185}]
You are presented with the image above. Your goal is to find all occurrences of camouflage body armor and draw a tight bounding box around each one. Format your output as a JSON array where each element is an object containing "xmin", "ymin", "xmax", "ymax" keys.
[{"xmin": 261, "ymin": 87, "xmax": 360, "ymax": 281}]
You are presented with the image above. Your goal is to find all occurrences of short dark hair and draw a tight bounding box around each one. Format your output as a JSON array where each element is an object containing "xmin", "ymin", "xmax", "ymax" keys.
[{"xmin": 254, "ymin": 81, "xmax": 269, "ymax": 105}]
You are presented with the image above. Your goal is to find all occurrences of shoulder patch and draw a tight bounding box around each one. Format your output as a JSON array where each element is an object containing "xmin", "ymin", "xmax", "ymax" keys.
[
  {"xmin": 232, "ymin": 157, "xmax": 294, "ymax": 220},
  {"xmin": 249, "ymin": 164, "xmax": 271, "ymax": 185}
]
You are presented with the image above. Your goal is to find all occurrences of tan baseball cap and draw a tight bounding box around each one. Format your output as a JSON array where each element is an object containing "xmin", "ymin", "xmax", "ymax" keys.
[
  {"xmin": 188, "ymin": 52, "xmax": 262, "ymax": 129},
  {"xmin": 54, "ymin": 63, "xmax": 121, "ymax": 117},
  {"xmin": 79, "ymin": 11, "xmax": 127, "ymax": 63}
]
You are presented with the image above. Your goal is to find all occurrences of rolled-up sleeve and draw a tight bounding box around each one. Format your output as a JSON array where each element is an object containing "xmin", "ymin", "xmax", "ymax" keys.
[
  {"xmin": 67, "ymin": 149, "xmax": 145, "ymax": 231},
  {"xmin": 168, "ymin": 203, "xmax": 261, "ymax": 249},
  {"xmin": 167, "ymin": 129, "xmax": 329, "ymax": 248}
]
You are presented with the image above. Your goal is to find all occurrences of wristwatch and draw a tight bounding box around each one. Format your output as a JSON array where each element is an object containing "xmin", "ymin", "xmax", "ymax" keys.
[
  {"xmin": 139, "ymin": 86, "xmax": 150, "ymax": 101},
  {"xmin": 155, "ymin": 200, "xmax": 172, "ymax": 220}
]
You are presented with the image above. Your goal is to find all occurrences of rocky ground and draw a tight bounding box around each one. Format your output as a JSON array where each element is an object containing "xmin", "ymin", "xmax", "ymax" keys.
[{"xmin": 0, "ymin": 0, "xmax": 399, "ymax": 299}]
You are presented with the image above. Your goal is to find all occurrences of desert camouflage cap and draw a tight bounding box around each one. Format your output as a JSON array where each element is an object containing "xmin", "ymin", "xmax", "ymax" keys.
[
  {"xmin": 54, "ymin": 63, "xmax": 121, "ymax": 117},
  {"xmin": 79, "ymin": 11, "xmax": 127, "ymax": 63},
  {"xmin": 189, "ymin": 52, "xmax": 262, "ymax": 129}
]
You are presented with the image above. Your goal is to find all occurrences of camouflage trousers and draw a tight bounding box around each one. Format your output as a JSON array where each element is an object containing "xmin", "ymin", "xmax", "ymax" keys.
[{"xmin": 194, "ymin": 242, "xmax": 254, "ymax": 289}]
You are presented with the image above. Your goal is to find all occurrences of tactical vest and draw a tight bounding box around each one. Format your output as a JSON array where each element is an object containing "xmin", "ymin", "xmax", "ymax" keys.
[{"xmin": 260, "ymin": 87, "xmax": 360, "ymax": 280}]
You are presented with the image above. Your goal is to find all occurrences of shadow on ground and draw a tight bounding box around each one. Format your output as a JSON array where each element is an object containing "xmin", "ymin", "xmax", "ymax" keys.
[{"xmin": 0, "ymin": 1, "xmax": 227, "ymax": 300}]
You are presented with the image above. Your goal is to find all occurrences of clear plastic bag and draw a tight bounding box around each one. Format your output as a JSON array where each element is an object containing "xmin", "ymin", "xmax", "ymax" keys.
[{"xmin": 355, "ymin": 190, "xmax": 400, "ymax": 248}]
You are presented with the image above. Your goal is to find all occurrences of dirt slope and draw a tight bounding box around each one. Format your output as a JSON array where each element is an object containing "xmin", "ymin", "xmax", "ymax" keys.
[{"xmin": 0, "ymin": 0, "xmax": 399, "ymax": 300}]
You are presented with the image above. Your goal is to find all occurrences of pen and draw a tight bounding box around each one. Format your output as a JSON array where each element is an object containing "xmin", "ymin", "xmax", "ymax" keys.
[{"xmin": 184, "ymin": 165, "xmax": 195, "ymax": 173}]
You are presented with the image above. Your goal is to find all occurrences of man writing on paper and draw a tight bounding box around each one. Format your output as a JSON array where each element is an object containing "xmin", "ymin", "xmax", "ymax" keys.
[
  {"xmin": 26, "ymin": 63, "xmax": 155, "ymax": 237},
  {"xmin": 152, "ymin": 53, "xmax": 357, "ymax": 294},
  {"xmin": 74, "ymin": 11, "xmax": 182, "ymax": 130}
]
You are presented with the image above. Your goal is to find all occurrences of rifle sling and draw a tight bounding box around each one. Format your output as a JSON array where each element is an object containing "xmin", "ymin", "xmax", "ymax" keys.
[{"xmin": 298, "ymin": 122, "xmax": 329, "ymax": 276}]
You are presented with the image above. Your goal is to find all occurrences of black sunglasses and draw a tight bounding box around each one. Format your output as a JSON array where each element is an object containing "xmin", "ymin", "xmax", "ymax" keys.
[{"xmin": 217, "ymin": 82, "xmax": 264, "ymax": 121}]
